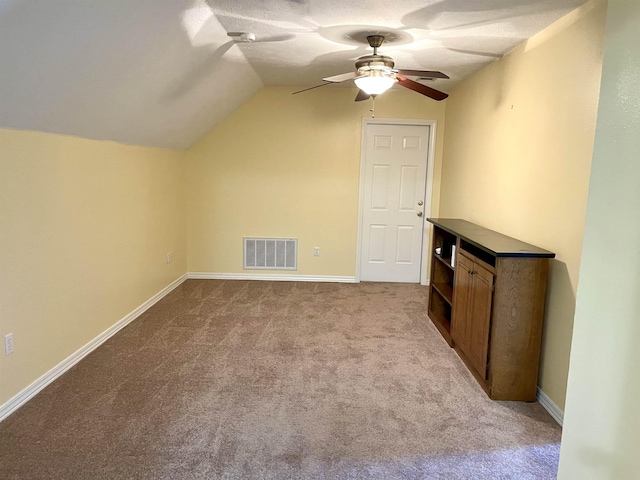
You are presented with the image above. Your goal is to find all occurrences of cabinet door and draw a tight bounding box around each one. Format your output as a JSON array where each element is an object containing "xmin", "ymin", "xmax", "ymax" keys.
[
  {"xmin": 451, "ymin": 253, "xmax": 474, "ymax": 356},
  {"xmin": 467, "ymin": 262, "xmax": 494, "ymax": 379},
  {"xmin": 451, "ymin": 253, "xmax": 495, "ymax": 379}
]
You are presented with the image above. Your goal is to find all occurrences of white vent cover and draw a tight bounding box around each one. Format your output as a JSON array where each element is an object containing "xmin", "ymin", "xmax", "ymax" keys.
[{"xmin": 244, "ymin": 237, "xmax": 297, "ymax": 270}]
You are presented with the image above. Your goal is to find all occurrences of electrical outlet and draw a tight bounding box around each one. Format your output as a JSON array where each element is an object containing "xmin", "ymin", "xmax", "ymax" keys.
[
  {"xmin": 4, "ymin": 333, "xmax": 14, "ymax": 355},
  {"xmin": 166, "ymin": 252, "xmax": 173, "ymax": 264},
  {"xmin": 314, "ymin": 247, "xmax": 320, "ymax": 256}
]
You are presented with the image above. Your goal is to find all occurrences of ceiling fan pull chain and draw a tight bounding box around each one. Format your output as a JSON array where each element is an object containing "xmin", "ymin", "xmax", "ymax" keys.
[{"xmin": 370, "ymin": 95, "xmax": 376, "ymax": 118}]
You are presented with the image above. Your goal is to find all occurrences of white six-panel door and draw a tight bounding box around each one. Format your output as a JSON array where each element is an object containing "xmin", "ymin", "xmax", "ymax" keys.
[{"xmin": 359, "ymin": 123, "xmax": 430, "ymax": 283}]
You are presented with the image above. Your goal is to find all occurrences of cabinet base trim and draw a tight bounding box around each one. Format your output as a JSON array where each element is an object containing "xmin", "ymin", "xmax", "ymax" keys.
[{"xmin": 536, "ymin": 387, "xmax": 564, "ymax": 426}]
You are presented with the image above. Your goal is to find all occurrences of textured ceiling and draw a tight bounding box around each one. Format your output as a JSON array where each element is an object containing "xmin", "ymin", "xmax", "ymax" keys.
[{"xmin": 0, "ymin": 0, "xmax": 588, "ymax": 150}]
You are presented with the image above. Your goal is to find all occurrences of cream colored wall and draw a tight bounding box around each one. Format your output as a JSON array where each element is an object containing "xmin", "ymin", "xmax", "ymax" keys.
[
  {"xmin": 438, "ymin": 0, "xmax": 607, "ymax": 410},
  {"xmin": 186, "ymin": 86, "xmax": 446, "ymax": 277},
  {"xmin": 559, "ymin": 0, "xmax": 640, "ymax": 477},
  {"xmin": 0, "ymin": 129, "xmax": 186, "ymax": 406}
]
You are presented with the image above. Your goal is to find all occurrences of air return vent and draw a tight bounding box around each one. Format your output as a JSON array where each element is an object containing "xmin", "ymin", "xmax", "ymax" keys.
[{"xmin": 244, "ymin": 237, "xmax": 297, "ymax": 270}]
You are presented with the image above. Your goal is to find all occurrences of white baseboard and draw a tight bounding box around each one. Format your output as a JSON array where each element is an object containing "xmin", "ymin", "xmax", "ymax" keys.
[
  {"xmin": 0, "ymin": 274, "xmax": 188, "ymax": 422},
  {"xmin": 188, "ymin": 272, "xmax": 357, "ymax": 283},
  {"xmin": 537, "ymin": 387, "xmax": 564, "ymax": 426}
]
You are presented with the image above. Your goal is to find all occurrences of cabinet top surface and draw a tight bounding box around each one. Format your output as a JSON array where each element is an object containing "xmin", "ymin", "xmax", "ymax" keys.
[{"xmin": 427, "ymin": 218, "xmax": 555, "ymax": 258}]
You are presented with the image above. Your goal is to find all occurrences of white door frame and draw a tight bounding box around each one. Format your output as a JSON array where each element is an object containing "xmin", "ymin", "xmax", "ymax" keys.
[{"xmin": 355, "ymin": 117, "xmax": 437, "ymax": 285}]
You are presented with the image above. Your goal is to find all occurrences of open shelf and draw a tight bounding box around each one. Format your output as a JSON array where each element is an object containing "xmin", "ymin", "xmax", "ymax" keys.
[
  {"xmin": 434, "ymin": 254, "xmax": 454, "ymax": 271},
  {"xmin": 432, "ymin": 282, "xmax": 453, "ymax": 305},
  {"xmin": 428, "ymin": 306, "xmax": 452, "ymax": 345},
  {"xmin": 428, "ymin": 224, "xmax": 457, "ymax": 347}
]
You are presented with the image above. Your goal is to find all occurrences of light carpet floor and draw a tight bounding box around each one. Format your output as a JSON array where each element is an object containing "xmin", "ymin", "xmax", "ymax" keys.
[{"xmin": 0, "ymin": 280, "xmax": 562, "ymax": 479}]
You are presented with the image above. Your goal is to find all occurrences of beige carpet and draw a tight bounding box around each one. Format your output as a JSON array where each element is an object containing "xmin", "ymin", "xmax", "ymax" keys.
[{"xmin": 0, "ymin": 280, "xmax": 561, "ymax": 479}]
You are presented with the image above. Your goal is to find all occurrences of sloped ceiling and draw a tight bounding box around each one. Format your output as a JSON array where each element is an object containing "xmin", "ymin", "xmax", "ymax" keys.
[{"xmin": 0, "ymin": 0, "xmax": 588, "ymax": 150}]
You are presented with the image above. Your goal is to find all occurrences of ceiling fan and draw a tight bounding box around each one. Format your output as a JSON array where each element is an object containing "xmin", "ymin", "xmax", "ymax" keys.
[{"xmin": 294, "ymin": 34, "xmax": 449, "ymax": 102}]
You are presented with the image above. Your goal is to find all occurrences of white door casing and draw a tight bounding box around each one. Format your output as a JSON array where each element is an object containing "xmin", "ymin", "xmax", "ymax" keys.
[{"xmin": 358, "ymin": 120, "xmax": 432, "ymax": 283}]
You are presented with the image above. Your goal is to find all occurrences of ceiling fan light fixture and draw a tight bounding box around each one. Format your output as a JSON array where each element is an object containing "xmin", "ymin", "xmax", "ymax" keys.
[{"xmin": 354, "ymin": 70, "xmax": 396, "ymax": 95}]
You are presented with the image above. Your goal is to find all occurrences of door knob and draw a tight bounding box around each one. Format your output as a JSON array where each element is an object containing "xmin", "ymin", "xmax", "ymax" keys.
[
  {"xmin": 417, "ymin": 200, "xmax": 423, "ymax": 206},
  {"xmin": 417, "ymin": 211, "xmax": 423, "ymax": 217}
]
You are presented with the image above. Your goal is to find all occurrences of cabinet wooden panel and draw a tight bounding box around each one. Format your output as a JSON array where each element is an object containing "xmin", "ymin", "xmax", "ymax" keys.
[
  {"xmin": 489, "ymin": 257, "xmax": 550, "ymax": 399},
  {"xmin": 427, "ymin": 218, "xmax": 554, "ymax": 401}
]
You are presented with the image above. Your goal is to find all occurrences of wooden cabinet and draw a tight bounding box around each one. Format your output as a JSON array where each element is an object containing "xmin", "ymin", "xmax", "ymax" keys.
[{"xmin": 427, "ymin": 219, "xmax": 554, "ymax": 401}]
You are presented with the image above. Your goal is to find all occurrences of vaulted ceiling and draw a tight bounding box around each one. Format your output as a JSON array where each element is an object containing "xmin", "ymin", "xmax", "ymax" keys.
[{"xmin": 0, "ymin": 0, "xmax": 588, "ymax": 150}]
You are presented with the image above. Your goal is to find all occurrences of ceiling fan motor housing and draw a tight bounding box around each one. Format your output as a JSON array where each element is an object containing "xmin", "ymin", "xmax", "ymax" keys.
[{"xmin": 355, "ymin": 55, "xmax": 395, "ymax": 74}]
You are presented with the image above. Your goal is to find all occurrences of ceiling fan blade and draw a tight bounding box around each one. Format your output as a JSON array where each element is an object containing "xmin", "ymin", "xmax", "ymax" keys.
[
  {"xmin": 292, "ymin": 83, "xmax": 331, "ymax": 95},
  {"xmin": 322, "ymin": 72, "xmax": 357, "ymax": 83},
  {"xmin": 396, "ymin": 69, "xmax": 449, "ymax": 80},
  {"xmin": 355, "ymin": 89, "xmax": 370, "ymax": 102},
  {"xmin": 396, "ymin": 75, "xmax": 448, "ymax": 101}
]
